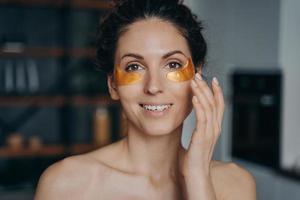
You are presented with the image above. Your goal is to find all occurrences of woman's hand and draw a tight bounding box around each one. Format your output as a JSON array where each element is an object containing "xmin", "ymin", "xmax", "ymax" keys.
[{"xmin": 178, "ymin": 73, "xmax": 225, "ymax": 199}]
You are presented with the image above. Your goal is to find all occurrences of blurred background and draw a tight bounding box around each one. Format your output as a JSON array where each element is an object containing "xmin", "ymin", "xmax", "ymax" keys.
[
  {"xmin": 0, "ymin": 0, "xmax": 299, "ymax": 199},
  {"xmin": 182, "ymin": 0, "xmax": 300, "ymax": 199},
  {"xmin": 0, "ymin": 0, "xmax": 124, "ymax": 199}
]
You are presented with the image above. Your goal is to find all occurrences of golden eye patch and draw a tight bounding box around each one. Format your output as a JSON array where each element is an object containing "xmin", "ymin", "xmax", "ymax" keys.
[
  {"xmin": 114, "ymin": 67, "xmax": 142, "ymax": 86},
  {"xmin": 114, "ymin": 58, "xmax": 195, "ymax": 86},
  {"xmin": 166, "ymin": 58, "xmax": 195, "ymax": 82}
]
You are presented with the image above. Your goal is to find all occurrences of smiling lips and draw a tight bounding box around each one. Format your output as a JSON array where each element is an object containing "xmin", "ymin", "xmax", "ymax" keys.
[{"xmin": 140, "ymin": 103, "xmax": 173, "ymax": 112}]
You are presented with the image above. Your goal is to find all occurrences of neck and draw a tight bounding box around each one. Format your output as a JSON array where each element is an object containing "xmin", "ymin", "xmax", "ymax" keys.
[{"xmin": 121, "ymin": 124, "xmax": 185, "ymax": 182}]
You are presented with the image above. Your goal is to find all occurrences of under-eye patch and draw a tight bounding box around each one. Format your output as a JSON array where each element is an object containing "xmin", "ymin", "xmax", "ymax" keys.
[
  {"xmin": 114, "ymin": 67, "xmax": 142, "ymax": 86},
  {"xmin": 114, "ymin": 57, "xmax": 195, "ymax": 86},
  {"xmin": 166, "ymin": 58, "xmax": 195, "ymax": 82}
]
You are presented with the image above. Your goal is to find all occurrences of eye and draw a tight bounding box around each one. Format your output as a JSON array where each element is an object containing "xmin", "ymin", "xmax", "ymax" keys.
[
  {"xmin": 167, "ymin": 61, "xmax": 182, "ymax": 70},
  {"xmin": 125, "ymin": 64, "xmax": 143, "ymax": 72}
]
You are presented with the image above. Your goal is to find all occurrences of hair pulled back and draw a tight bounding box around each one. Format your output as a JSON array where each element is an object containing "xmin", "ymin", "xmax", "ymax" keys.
[{"xmin": 96, "ymin": 0, "xmax": 207, "ymax": 74}]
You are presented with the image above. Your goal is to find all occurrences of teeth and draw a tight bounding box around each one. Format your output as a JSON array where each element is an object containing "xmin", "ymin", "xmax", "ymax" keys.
[{"xmin": 142, "ymin": 104, "xmax": 171, "ymax": 112}]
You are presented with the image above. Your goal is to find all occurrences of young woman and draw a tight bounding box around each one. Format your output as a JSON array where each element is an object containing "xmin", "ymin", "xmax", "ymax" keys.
[{"xmin": 35, "ymin": 0, "xmax": 256, "ymax": 199}]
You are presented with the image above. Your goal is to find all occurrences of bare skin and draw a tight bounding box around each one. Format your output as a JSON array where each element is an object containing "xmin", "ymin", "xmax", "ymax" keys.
[
  {"xmin": 35, "ymin": 18, "xmax": 256, "ymax": 200},
  {"xmin": 35, "ymin": 140, "xmax": 256, "ymax": 200}
]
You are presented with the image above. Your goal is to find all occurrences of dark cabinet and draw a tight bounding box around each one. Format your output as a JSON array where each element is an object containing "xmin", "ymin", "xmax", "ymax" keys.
[
  {"xmin": 0, "ymin": 0, "xmax": 123, "ymax": 189},
  {"xmin": 231, "ymin": 68, "xmax": 282, "ymax": 169}
]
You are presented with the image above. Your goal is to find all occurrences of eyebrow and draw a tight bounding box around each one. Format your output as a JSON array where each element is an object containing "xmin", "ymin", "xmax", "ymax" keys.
[{"xmin": 120, "ymin": 50, "xmax": 187, "ymax": 60}]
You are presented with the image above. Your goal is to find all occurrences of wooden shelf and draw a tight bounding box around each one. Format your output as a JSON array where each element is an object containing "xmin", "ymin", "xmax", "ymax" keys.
[
  {"xmin": 0, "ymin": 0, "xmax": 65, "ymax": 7},
  {"xmin": 0, "ymin": 0, "xmax": 112, "ymax": 9},
  {"xmin": 70, "ymin": 95, "xmax": 118, "ymax": 106},
  {"xmin": 0, "ymin": 143, "xmax": 99, "ymax": 158},
  {"xmin": 69, "ymin": 143, "xmax": 98, "ymax": 155},
  {"xmin": 0, "ymin": 145, "xmax": 65, "ymax": 157},
  {"xmin": 0, "ymin": 47, "xmax": 96, "ymax": 59},
  {"xmin": 70, "ymin": 47, "xmax": 96, "ymax": 59},
  {"xmin": 0, "ymin": 96, "xmax": 65, "ymax": 107},
  {"xmin": 0, "ymin": 47, "xmax": 64, "ymax": 58},
  {"xmin": 0, "ymin": 95, "xmax": 117, "ymax": 106},
  {"xmin": 71, "ymin": 0, "xmax": 112, "ymax": 10}
]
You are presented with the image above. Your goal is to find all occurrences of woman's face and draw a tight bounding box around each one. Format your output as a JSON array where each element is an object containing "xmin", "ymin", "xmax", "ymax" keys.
[{"xmin": 108, "ymin": 18, "xmax": 198, "ymax": 136}]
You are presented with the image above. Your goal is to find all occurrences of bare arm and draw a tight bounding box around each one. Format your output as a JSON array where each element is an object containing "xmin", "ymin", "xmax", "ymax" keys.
[
  {"xmin": 34, "ymin": 162, "xmax": 63, "ymax": 200},
  {"xmin": 181, "ymin": 172, "xmax": 217, "ymax": 200},
  {"xmin": 35, "ymin": 157, "xmax": 89, "ymax": 200},
  {"xmin": 222, "ymin": 163, "xmax": 257, "ymax": 200},
  {"xmin": 178, "ymin": 73, "xmax": 224, "ymax": 199},
  {"xmin": 179, "ymin": 74, "xmax": 256, "ymax": 199}
]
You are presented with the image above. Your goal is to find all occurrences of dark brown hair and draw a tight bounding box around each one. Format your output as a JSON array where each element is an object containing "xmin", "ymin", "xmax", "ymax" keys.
[{"xmin": 96, "ymin": 0, "xmax": 207, "ymax": 74}]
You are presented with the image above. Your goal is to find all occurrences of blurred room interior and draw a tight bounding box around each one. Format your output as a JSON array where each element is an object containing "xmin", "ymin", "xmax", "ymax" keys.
[{"xmin": 0, "ymin": 0, "xmax": 299, "ymax": 199}]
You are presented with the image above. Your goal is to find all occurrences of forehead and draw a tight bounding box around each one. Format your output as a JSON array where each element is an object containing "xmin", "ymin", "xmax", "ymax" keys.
[{"xmin": 116, "ymin": 18, "xmax": 191, "ymax": 58}]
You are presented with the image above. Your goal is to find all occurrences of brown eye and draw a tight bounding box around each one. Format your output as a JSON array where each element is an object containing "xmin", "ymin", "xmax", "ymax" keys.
[
  {"xmin": 125, "ymin": 64, "xmax": 143, "ymax": 72},
  {"xmin": 167, "ymin": 62, "xmax": 182, "ymax": 70}
]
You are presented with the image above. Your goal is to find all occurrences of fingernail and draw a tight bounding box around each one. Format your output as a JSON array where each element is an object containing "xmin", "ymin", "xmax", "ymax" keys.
[
  {"xmin": 191, "ymin": 80, "xmax": 197, "ymax": 87},
  {"xmin": 213, "ymin": 77, "xmax": 219, "ymax": 85},
  {"xmin": 195, "ymin": 73, "xmax": 202, "ymax": 80},
  {"xmin": 192, "ymin": 96, "xmax": 198, "ymax": 103}
]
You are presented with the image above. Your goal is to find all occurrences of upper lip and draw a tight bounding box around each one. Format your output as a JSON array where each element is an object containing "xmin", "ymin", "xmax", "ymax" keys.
[{"xmin": 139, "ymin": 103, "xmax": 173, "ymax": 106}]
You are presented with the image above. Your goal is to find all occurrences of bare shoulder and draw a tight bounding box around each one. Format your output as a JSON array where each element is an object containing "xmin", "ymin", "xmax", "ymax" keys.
[
  {"xmin": 211, "ymin": 160, "xmax": 256, "ymax": 200},
  {"xmin": 34, "ymin": 148, "xmax": 113, "ymax": 200}
]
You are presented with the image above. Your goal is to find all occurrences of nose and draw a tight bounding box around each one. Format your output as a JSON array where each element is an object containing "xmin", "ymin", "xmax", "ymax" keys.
[{"xmin": 144, "ymin": 70, "xmax": 164, "ymax": 95}]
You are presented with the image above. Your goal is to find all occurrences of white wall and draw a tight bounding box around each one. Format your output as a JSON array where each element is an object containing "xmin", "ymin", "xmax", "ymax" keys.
[
  {"xmin": 279, "ymin": 0, "xmax": 300, "ymax": 170},
  {"xmin": 183, "ymin": 0, "xmax": 280, "ymax": 160},
  {"xmin": 182, "ymin": 0, "xmax": 300, "ymax": 198},
  {"xmin": 185, "ymin": 0, "xmax": 300, "ymax": 171},
  {"xmin": 182, "ymin": 0, "xmax": 233, "ymax": 159}
]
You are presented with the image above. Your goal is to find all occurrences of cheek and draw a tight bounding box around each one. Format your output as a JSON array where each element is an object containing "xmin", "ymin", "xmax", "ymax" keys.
[
  {"xmin": 117, "ymin": 87, "xmax": 139, "ymax": 121},
  {"xmin": 118, "ymin": 85, "xmax": 140, "ymax": 102},
  {"xmin": 117, "ymin": 85, "xmax": 144, "ymax": 113},
  {"xmin": 170, "ymin": 82, "xmax": 193, "ymax": 107},
  {"xmin": 173, "ymin": 85, "xmax": 193, "ymax": 121},
  {"xmin": 181, "ymin": 85, "xmax": 194, "ymax": 117}
]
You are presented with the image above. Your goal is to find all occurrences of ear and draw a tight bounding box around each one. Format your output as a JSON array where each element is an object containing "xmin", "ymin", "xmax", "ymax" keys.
[{"xmin": 107, "ymin": 74, "xmax": 120, "ymax": 100}]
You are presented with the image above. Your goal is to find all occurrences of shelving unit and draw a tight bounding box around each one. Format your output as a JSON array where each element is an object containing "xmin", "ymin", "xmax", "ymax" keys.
[
  {"xmin": 0, "ymin": 47, "xmax": 96, "ymax": 59},
  {"xmin": 0, "ymin": 145, "xmax": 65, "ymax": 157},
  {"xmin": 0, "ymin": 0, "xmax": 121, "ymax": 189},
  {"xmin": 0, "ymin": 95, "xmax": 116, "ymax": 106},
  {"xmin": 0, "ymin": 143, "xmax": 100, "ymax": 158},
  {"xmin": 0, "ymin": 0, "xmax": 112, "ymax": 9}
]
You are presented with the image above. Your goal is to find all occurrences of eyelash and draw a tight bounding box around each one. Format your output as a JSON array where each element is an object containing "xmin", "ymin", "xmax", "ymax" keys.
[
  {"xmin": 124, "ymin": 61, "xmax": 183, "ymax": 72},
  {"xmin": 125, "ymin": 64, "xmax": 144, "ymax": 72},
  {"xmin": 167, "ymin": 61, "xmax": 182, "ymax": 70}
]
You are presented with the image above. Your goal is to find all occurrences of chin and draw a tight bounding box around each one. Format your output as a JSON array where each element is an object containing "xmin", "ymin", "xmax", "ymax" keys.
[{"xmin": 142, "ymin": 122, "xmax": 182, "ymax": 137}]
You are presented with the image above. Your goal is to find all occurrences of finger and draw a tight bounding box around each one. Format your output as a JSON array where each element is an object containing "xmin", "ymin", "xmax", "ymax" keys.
[
  {"xmin": 189, "ymin": 87, "xmax": 217, "ymax": 162},
  {"xmin": 195, "ymin": 73, "xmax": 217, "ymax": 109},
  {"xmin": 195, "ymin": 73, "xmax": 218, "ymax": 129},
  {"xmin": 191, "ymin": 79, "xmax": 213, "ymax": 137},
  {"xmin": 188, "ymin": 96, "xmax": 206, "ymax": 152},
  {"xmin": 191, "ymin": 81, "xmax": 207, "ymax": 132},
  {"xmin": 190, "ymin": 95, "xmax": 216, "ymax": 163},
  {"xmin": 196, "ymin": 74, "xmax": 218, "ymax": 129},
  {"xmin": 212, "ymin": 77, "xmax": 225, "ymax": 129}
]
